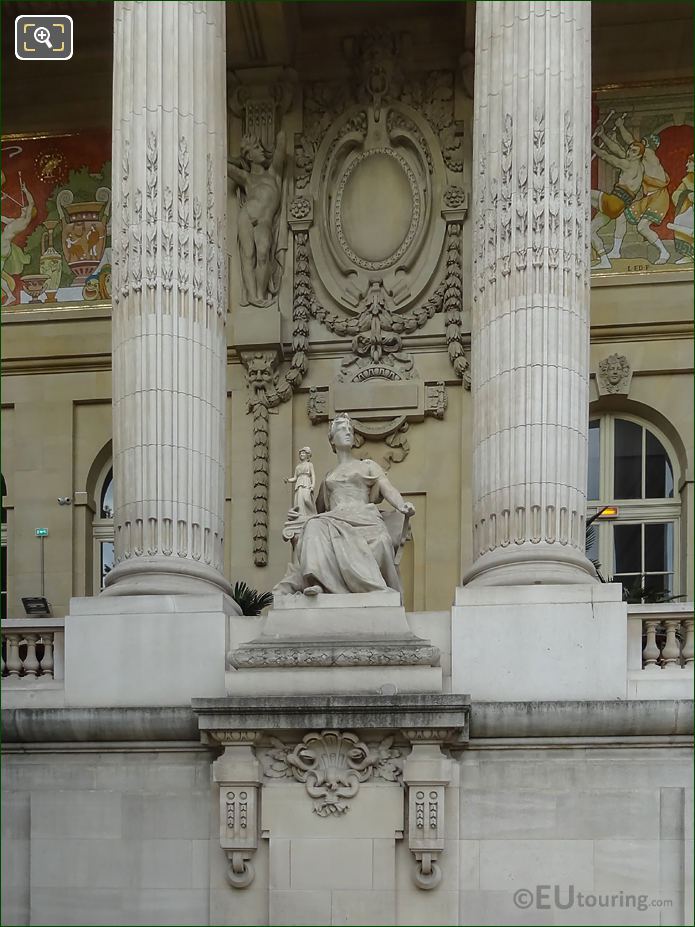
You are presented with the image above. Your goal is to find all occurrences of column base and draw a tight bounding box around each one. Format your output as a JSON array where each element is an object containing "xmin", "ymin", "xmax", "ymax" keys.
[
  {"xmin": 462, "ymin": 542, "xmax": 598, "ymax": 586},
  {"xmin": 102, "ymin": 556, "xmax": 234, "ymax": 597}
]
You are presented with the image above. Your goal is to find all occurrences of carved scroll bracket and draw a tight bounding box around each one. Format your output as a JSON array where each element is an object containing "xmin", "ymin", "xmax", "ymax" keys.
[
  {"xmin": 211, "ymin": 739, "xmax": 263, "ymax": 890},
  {"xmin": 402, "ymin": 732, "xmax": 456, "ymax": 891}
]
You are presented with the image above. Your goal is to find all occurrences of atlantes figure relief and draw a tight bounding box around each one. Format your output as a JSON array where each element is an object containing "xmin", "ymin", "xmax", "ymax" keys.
[{"xmin": 228, "ymin": 130, "xmax": 287, "ymax": 307}]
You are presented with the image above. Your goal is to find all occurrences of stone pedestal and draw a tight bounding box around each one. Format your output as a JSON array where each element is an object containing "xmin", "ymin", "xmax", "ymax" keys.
[
  {"xmin": 226, "ymin": 592, "xmax": 442, "ymax": 695},
  {"xmin": 64, "ymin": 593, "xmax": 240, "ymax": 707},
  {"xmin": 451, "ymin": 583, "xmax": 628, "ymax": 701}
]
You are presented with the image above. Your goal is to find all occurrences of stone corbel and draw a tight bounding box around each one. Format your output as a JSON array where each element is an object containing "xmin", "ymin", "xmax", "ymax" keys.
[
  {"xmin": 402, "ymin": 728, "xmax": 459, "ymax": 891},
  {"xmin": 209, "ymin": 732, "xmax": 263, "ymax": 889}
]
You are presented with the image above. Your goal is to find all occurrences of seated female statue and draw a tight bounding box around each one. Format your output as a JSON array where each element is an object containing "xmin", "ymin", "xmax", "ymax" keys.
[{"xmin": 273, "ymin": 413, "xmax": 415, "ymax": 597}]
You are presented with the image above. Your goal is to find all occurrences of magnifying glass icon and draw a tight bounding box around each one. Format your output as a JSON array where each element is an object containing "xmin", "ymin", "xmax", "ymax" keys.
[{"xmin": 33, "ymin": 26, "xmax": 53, "ymax": 49}]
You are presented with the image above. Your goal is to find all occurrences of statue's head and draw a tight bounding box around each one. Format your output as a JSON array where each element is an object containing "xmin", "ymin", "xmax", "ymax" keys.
[
  {"xmin": 599, "ymin": 353, "xmax": 630, "ymax": 388},
  {"xmin": 328, "ymin": 413, "xmax": 354, "ymax": 452},
  {"xmin": 240, "ymin": 134, "xmax": 267, "ymax": 166},
  {"xmin": 298, "ymin": 446, "xmax": 312, "ymax": 461}
]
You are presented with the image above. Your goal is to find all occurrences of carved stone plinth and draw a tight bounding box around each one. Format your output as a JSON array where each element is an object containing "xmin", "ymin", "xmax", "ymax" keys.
[{"xmin": 226, "ymin": 593, "xmax": 442, "ymax": 695}]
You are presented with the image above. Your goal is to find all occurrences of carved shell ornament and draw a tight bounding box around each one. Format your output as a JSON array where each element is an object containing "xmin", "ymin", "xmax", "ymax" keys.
[{"xmin": 263, "ymin": 730, "xmax": 403, "ymax": 816}]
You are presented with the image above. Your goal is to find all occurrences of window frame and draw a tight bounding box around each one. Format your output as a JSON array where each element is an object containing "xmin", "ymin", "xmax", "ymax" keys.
[
  {"xmin": 92, "ymin": 460, "xmax": 114, "ymax": 592},
  {"xmin": 587, "ymin": 413, "xmax": 681, "ymax": 598}
]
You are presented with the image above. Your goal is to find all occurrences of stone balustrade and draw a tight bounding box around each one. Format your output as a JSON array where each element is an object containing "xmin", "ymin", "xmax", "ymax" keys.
[
  {"xmin": 626, "ymin": 604, "xmax": 694, "ymax": 701},
  {"xmin": 1, "ymin": 608, "xmax": 692, "ymax": 704},
  {"xmin": 627, "ymin": 604, "xmax": 694, "ymax": 670},
  {"xmin": 1, "ymin": 619, "xmax": 64, "ymax": 684}
]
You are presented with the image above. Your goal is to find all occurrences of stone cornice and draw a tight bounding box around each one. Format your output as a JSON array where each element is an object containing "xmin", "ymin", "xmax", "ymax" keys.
[{"xmin": 2, "ymin": 699, "xmax": 692, "ymax": 744}]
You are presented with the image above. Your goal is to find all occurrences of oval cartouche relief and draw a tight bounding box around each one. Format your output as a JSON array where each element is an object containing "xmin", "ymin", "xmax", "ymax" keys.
[{"xmin": 334, "ymin": 148, "xmax": 421, "ymax": 271}]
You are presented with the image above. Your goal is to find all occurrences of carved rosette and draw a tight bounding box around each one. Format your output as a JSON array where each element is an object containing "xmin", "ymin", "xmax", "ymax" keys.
[
  {"xmin": 468, "ymin": 2, "xmax": 595, "ymax": 585},
  {"xmin": 108, "ymin": 1, "xmax": 231, "ymax": 595}
]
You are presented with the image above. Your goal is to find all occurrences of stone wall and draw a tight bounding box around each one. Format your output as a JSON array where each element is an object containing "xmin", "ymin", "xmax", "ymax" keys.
[{"xmin": 2, "ymin": 739, "xmax": 691, "ymax": 926}]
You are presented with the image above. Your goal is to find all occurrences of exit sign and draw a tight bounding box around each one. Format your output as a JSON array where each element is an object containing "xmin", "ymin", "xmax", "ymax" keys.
[{"xmin": 35, "ymin": 528, "xmax": 48, "ymax": 537}]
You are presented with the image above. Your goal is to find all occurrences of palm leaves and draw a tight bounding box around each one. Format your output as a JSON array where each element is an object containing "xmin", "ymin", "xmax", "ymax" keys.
[{"xmin": 231, "ymin": 581, "xmax": 273, "ymax": 616}]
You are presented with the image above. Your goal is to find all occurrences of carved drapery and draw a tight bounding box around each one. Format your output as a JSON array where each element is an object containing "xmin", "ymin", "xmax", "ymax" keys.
[
  {"xmin": 466, "ymin": 2, "xmax": 596, "ymax": 586},
  {"xmin": 106, "ymin": 0, "xmax": 231, "ymax": 595}
]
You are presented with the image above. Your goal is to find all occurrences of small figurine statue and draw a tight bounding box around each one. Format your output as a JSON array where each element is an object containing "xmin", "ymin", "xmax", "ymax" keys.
[{"xmin": 284, "ymin": 447, "xmax": 316, "ymax": 519}]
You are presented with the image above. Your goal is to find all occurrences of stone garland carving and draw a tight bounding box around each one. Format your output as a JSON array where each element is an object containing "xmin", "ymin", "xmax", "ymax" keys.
[
  {"xmin": 400, "ymin": 69, "xmax": 464, "ymax": 172},
  {"xmin": 295, "ymin": 47, "xmax": 463, "ymax": 192},
  {"xmin": 230, "ymin": 640, "xmax": 439, "ymax": 669},
  {"xmin": 116, "ymin": 133, "xmax": 224, "ymax": 321},
  {"xmin": 241, "ymin": 231, "xmax": 313, "ymax": 565},
  {"xmin": 383, "ymin": 421, "xmax": 410, "ymax": 470},
  {"xmin": 262, "ymin": 730, "xmax": 402, "ymax": 817},
  {"xmin": 305, "ymin": 218, "xmax": 468, "ymax": 387},
  {"xmin": 477, "ymin": 109, "xmax": 583, "ymax": 303},
  {"xmin": 145, "ymin": 132, "xmax": 158, "ymax": 291}
]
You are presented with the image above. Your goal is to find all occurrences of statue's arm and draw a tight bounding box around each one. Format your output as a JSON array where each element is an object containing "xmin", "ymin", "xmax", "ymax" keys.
[
  {"xmin": 271, "ymin": 129, "xmax": 286, "ymax": 178},
  {"xmin": 315, "ymin": 481, "xmax": 327, "ymax": 513},
  {"xmin": 227, "ymin": 162, "xmax": 248, "ymax": 188},
  {"xmin": 376, "ymin": 475, "xmax": 415, "ymax": 517}
]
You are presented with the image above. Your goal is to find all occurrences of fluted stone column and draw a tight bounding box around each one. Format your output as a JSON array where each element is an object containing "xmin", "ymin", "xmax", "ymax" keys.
[
  {"xmin": 104, "ymin": 1, "xmax": 232, "ymax": 596},
  {"xmin": 466, "ymin": 1, "xmax": 596, "ymax": 585}
]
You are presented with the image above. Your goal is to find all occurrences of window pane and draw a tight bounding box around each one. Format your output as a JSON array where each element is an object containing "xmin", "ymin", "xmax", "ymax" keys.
[
  {"xmin": 645, "ymin": 431, "xmax": 673, "ymax": 499},
  {"xmin": 100, "ymin": 541, "xmax": 114, "ymax": 590},
  {"xmin": 100, "ymin": 469, "xmax": 114, "ymax": 519},
  {"xmin": 588, "ymin": 420, "xmax": 600, "ymax": 500},
  {"xmin": 586, "ymin": 523, "xmax": 599, "ymax": 564},
  {"xmin": 1, "ymin": 544, "xmax": 7, "ymax": 617},
  {"xmin": 643, "ymin": 573, "xmax": 672, "ymax": 600},
  {"xmin": 614, "ymin": 574, "xmax": 643, "ymax": 603},
  {"xmin": 614, "ymin": 419, "xmax": 643, "ymax": 499},
  {"xmin": 614, "ymin": 523, "xmax": 642, "ymax": 573},
  {"xmin": 645, "ymin": 523, "xmax": 673, "ymax": 573}
]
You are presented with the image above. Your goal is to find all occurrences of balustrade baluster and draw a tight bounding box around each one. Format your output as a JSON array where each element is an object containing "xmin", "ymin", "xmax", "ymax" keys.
[
  {"xmin": 682, "ymin": 619, "xmax": 694, "ymax": 668},
  {"xmin": 642, "ymin": 620, "xmax": 661, "ymax": 669},
  {"xmin": 5, "ymin": 634, "xmax": 22, "ymax": 677},
  {"xmin": 23, "ymin": 633, "xmax": 40, "ymax": 678},
  {"xmin": 39, "ymin": 634, "xmax": 54, "ymax": 679},
  {"xmin": 661, "ymin": 620, "xmax": 682, "ymax": 667}
]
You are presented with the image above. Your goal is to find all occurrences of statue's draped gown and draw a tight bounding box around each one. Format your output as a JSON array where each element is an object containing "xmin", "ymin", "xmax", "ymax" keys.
[{"xmin": 274, "ymin": 459, "xmax": 401, "ymax": 595}]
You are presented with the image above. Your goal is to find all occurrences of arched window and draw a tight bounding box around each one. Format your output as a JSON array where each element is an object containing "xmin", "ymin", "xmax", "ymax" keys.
[
  {"xmin": 588, "ymin": 414, "xmax": 680, "ymax": 602},
  {"xmin": 1, "ymin": 474, "xmax": 7, "ymax": 617},
  {"xmin": 92, "ymin": 462, "xmax": 114, "ymax": 591}
]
